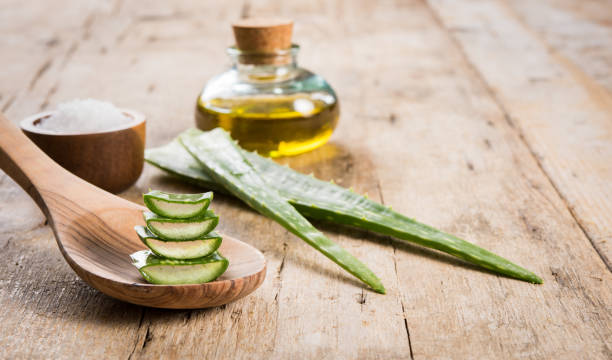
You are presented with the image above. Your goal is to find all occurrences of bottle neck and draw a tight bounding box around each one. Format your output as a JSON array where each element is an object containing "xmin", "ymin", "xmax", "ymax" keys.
[{"xmin": 227, "ymin": 45, "xmax": 299, "ymax": 82}]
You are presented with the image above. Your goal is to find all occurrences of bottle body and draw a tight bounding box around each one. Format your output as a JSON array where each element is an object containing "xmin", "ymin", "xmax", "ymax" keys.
[{"xmin": 195, "ymin": 46, "xmax": 339, "ymax": 157}]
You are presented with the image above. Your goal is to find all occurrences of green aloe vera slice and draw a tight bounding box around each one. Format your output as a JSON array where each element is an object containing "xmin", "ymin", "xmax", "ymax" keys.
[
  {"xmin": 144, "ymin": 210, "xmax": 218, "ymax": 241},
  {"xmin": 180, "ymin": 128, "xmax": 386, "ymax": 294},
  {"xmin": 143, "ymin": 190, "xmax": 213, "ymax": 219},
  {"xmin": 135, "ymin": 225, "xmax": 222, "ymax": 260},
  {"xmin": 146, "ymin": 129, "xmax": 542, "ymax": 284},
  {"xmin": 130, "ymin": 250, "xmax": 228, "ymax": 285}
]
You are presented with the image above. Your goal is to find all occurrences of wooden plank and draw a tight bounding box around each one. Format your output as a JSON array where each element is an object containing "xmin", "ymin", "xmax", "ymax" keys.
[
  {"xmin": 427, "ymin": 0, "xmax": 612, "ymax": 268},
  {"xmin": 0, "ymin": 214, "xmax": 142, "ymax": 359},
  {"xmin": 414, "ymin": 0, "xmax": 612, "ymax": 357},
  {"xmin": 0, "ymin": 0, "xmax": 121, "ymax": 114},
  {"xmin": 14, "ymin": 1, "xmax": 287, "ymax": 359},
  {"xmin": 243, "ymin": 0, "xmax": 610, "ymax": 358},
  {"xmin": 0, "ymin": 2, "xmax": 145, "ymax": 358},
  {"xmin": 507, "ymin": 0, "xmax": 612, "ymax": 93},
  {"xmin": 241, "ymin": 2, "xmax": 411, "ymax": 359},
  {"xmin": 316, "ymin": 0, "xmax": 609, "ymax": 358},
  {"xmin": 114, "ymin": 0, "xmax": 411, "ymax": 358},
  {"xmin": 0, "ymin": 0, "xmax": 611, "ymax": 359}
]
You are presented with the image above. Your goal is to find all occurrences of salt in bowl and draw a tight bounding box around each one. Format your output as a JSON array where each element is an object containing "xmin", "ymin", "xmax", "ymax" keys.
[{"xmin": 20, "ymin": 109, "xmax": 146, "ymax": 193}]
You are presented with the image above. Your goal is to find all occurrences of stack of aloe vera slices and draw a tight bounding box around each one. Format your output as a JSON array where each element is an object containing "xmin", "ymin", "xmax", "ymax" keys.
[
  {"xmin": 145, "ymin": 128, "xmax": 542, "ymax": 292},
  {"xmin": 130, "ymin": 190, "xmax": 229, "ymax": 285}
]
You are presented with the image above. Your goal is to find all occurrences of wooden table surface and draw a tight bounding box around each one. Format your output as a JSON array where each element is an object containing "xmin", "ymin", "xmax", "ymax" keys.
[{"xmin": 1, "ymin": 0, "xmax": 611, "ymax": 358}]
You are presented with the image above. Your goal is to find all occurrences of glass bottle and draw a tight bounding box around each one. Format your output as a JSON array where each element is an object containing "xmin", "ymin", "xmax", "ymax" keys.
[{"xmin": 195, "ymin": 18, "xmax": 339, "ymax": 157}]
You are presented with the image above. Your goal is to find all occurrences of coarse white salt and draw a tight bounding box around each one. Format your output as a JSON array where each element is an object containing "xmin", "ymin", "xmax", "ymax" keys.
[{"xmin": 39, "ymin": 98, "xmax": 131, "ymax": 134}]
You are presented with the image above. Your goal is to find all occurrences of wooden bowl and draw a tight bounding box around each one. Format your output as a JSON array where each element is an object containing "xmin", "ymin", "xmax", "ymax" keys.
[{"xmin": 20, "ymin": 110, "xmax": 146, "ymax": 193}]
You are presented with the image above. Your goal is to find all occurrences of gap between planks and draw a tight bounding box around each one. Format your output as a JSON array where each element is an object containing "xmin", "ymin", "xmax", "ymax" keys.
[
  {"xmin": 127, "ymin": 309, "xmax": 148, "ymax": 360},
  {"xmin": 376, "ymin": 176, "xmax": 415, "ymax": 360},
  {"xmin": 422, "ymin": 0, "xmax": 612, "ymax": 273}
]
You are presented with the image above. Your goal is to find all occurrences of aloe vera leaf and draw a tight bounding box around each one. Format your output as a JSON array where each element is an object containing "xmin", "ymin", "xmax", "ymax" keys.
[
  {"xmin": 144, "ymin": 139, "xmax": 227, "ymax": 193},
  {"xmin": 144, "ymin": 210, "xmax": 219, "ymax": 241},
  {"xmin": 146, "ymin": 129, "xmax": 541, "ymax": 284},
  {"xmin": 135, "ymin": 225, "xmax": 222, "ymax": 260},
  {"xmin": 143, "ymin": 190, "xmax": 213, "ymax": 219},
  {"xmin": 243, "ymin": 151, "xmax": 543, "ymax": 284},
  {"xmin": 179, "ymin": 128, "xmax": 386, "ymax": 294},
  {"xmin": 130, "ymin": 249, "xmax": 228, "ymax": 284}
]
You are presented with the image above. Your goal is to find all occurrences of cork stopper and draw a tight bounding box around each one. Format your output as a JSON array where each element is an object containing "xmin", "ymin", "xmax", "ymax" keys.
[{"xmin": 232, "ymin": 17, "xmax": 294, "ymax": 64}]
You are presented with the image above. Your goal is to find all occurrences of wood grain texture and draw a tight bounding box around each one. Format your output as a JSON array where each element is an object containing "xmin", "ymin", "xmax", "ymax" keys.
[
  {"xmin": 427, "ymin": 0, "xmax": 612, "ymax": 269},
  {"xmin": 507, "ymin": 0, "xmax": 612, "ymax": 93},
  {"xmin": 0, "ymin": 0, "xmax": 611, "ymax": 358}
]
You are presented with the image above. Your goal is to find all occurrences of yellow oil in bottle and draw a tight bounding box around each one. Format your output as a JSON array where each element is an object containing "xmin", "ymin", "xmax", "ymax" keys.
[{"xmin": 195, "ymin": 93, "xmax": 339, "ymax": 157}]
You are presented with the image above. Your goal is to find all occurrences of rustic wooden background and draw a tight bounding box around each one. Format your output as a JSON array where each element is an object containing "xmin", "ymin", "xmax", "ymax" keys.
[{"xmin": 1, "ymin": 0, "xmax": 611, "ymax": 358}]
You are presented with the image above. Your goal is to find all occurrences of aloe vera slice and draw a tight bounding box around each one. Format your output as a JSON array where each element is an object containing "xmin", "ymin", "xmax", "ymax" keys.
[
  {"xmin": 135, "ymin": 225, "xmax": 222, "ymax": 260},
  {"xmin": 146, "ymin": 129, "xmax": 541, "ymax": 284},
  {"xmin": 143, "ymin": 190, "xmax": 213, "ymax": 219},
  {"xmin": 180, "ymin": 128, "xmax": 386, "ymax": 294},
  {"xmin": 130, "ymin": 250, "xmax": 228, "ymax": 284},
  {"xmin": 144, "ymin": 210, "xmax": 218, "ymax": 241}
]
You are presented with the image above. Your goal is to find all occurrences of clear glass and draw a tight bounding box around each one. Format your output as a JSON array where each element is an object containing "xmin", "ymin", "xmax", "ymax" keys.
[{"xmin": 195, "ymin": 45, "xmax": 339, "ymax": 157}]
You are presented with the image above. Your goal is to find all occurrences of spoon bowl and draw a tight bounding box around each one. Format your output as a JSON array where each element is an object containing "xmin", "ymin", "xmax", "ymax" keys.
[{"xmin": 0, "ymin": 112, "xmax": 266, "ymax": 309}]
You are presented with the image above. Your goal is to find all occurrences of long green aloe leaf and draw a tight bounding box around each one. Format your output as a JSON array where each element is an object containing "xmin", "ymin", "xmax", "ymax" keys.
[
  {"xmin": 179, "ymin": 128, "xmax": 386, "ymax": 293},
  {"xmin": 245, "ymin": 153, "xmax": 542, "ymax": 284},
  {"xmin": 146, "ymin": 129, "xmax": 542, "ymax": 284},
  {"xmin": 144, "ymin": 138, "xmax": 226, "ymax": 193}
]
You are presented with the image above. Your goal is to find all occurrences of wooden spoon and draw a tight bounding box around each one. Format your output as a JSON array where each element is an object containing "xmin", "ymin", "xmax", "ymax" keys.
[{"xmin": 0, "ymin": 112, "xmax": 266, "ymax": 309}]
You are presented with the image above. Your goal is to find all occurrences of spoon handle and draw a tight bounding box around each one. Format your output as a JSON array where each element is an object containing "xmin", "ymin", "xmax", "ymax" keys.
[{"xmin": 0, "ymin": 111, "xmax": 72, "ymax": 214}]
